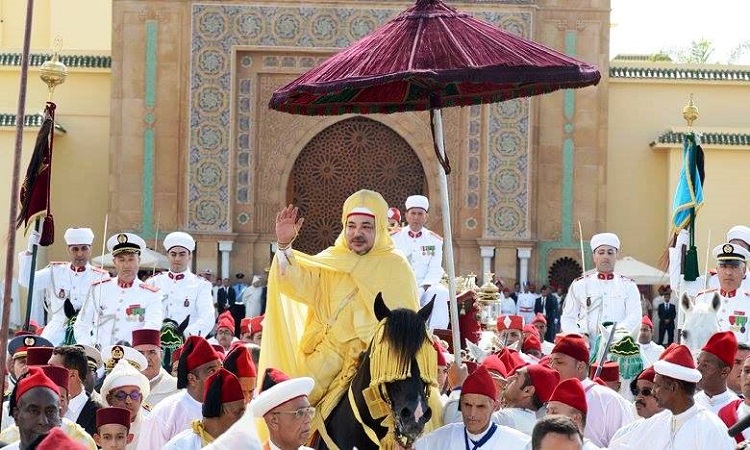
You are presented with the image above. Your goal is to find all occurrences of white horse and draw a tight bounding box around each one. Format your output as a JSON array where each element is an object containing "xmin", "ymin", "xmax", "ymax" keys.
[{"xmin": 680, "ymin": 291, "xmax": 720, "ymax": 355}]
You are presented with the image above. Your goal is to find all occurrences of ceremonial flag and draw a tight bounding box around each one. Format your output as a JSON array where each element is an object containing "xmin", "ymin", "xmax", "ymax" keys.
[
  {"xmin": 671, "ymin": 131, "xmax": 705, "ymax": 280},
  {"xmin": 16, "ymin": 102, "xmax": 56, "ymax": 246}
]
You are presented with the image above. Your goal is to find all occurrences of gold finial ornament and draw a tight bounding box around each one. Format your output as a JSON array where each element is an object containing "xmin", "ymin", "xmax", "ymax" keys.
[
  {"xmin": 682, "ymin": 93, "xmax": 699, "ymax": 128},
  {"xmin": 39, "ymin": 36, "xmax": 68, "ymax": 100}
]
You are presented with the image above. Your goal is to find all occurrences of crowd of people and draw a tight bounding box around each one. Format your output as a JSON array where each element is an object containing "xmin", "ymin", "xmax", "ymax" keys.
[{"xmin": 3, "ymin": 189, "xmax": 749, "ymax": 449}]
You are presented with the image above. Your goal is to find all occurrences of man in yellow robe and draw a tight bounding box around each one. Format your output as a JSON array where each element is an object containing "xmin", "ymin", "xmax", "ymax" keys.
[{"xmin": 260, "ymin": 190, "xmax": 425, "ymax": 434}]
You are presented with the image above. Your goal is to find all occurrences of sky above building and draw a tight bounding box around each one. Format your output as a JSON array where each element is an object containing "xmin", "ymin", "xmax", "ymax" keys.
[{"xmin": 610, "ymin": 0, "xmax": 750, "ymax": 64}]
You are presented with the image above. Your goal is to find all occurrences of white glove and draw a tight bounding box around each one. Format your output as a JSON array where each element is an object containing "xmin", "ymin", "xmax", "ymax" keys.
[
  {"xmin": 675, "ymin": 229, "xmax": 689, "ymax": 248},
  {"xmin": 27, "ymin": 230, "xmax": 41, "ymax": 253}
]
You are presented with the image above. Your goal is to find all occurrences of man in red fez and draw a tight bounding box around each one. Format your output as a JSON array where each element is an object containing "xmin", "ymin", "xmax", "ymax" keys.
[
  {"xmin": 164, "ymin": 368, "xmax": 246, "ymax": 449},
  {"xmin": 137, "ymin": 335, "xmax": 222, "ymax": 450},
  {"xmin": 637, "ymin": 315, "xmax": 664, "ymax": 365},
  {"xmin": 545, "ymin": 378, "xmax": 597, "ymax": 449},
  {"xmin": 548, "ymin": 335, "xmax": 633, "ymax": 448},
  {"xmin": 132, "ymin": 328, "xmax": 177, "ymax": 406},
  {"xmin": 9, "ymin": 367, "xmax": 62, "ymax": 450},
  {"xmin": 223, "ymin": 345, "xmax": 256, "ymax": 404},
  {"xmin": 589, "ymin": 361, "xmax": 620, "ymax": 393},
  {"xmin": 629, "ymin": 367, "xmax": 663, "ymax": 419},
  {"xmin": 695, "ymin": 330, "xmax": 739, "ymax": 414},
  {"xmin": 495, "ymin": 315, "xmax": 524, "ymax": 347},
  {"xmin": 209, "ymin": 312, "xmax": 238, "ymax": 353},
  {"xmin": 94, "ymin": 407, "xmax": 132, "ymax": 450},
  {"xmin": 414, "ymin": 366, "xmax": 530, "ymax": 450},
  {"xmin": 498, "ymin": 364, "xmax": 560, "ymax": 435}
]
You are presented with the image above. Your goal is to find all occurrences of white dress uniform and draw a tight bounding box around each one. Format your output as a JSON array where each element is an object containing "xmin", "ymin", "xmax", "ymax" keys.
[
  {"xmin": 136, "ymin": 390, "xmax": 202, "ymax": 450},
  {"xmin": 146, "ymin": 270, "xmax": 215, "ymax": 337},
  {"xmin": 515, "ymin": 292, "xmax": 536, "ymax": 325},
  {"xmin": 73, "ymin": 277, "xmax": 163, "ymax": 347},
  {"xmin": 414, "ymin": 422, "xmax": 530, "ymax": 450},
  {"xmin": 608, "ymin": 405, "xmax": 734, "ymax": 450},
  {"xmin": 561, "ymin": 271, "xmax": 641, "ymax": 336},
  {"xmin": 695, "ymin": 288, "xmax": 750, "ymax": 345},
  {"xmin": 391, "ymin": 226, "xmax": 449, "ymax": 329},
  {"xmin": 18, "ymin": 257, "xmax": 109, "ymax": 344}
]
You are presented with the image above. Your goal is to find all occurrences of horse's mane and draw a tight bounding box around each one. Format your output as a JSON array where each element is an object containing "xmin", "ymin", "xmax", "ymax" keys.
[{"xmin": 380, "ymin": 308, "xmax": 428, "ymax": 367}]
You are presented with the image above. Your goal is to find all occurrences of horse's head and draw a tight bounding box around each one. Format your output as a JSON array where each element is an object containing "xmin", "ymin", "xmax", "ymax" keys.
[
  {"xmin": 681, "ymin": 292, "xmax": 720, "ymax": 355},
  {"xmin": 367, "ymin": 293, "xmax": 435, "ymax": 447}
]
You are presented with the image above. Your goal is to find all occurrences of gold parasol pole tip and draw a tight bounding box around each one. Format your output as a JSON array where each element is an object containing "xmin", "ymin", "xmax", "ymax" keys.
[
  {"xmin": 39, "ymin": 36, "xmax": 68, "ymax": 101},
  {"xmin": 682, "ymin": 93, "xmax": 699, "ymax": 129}
]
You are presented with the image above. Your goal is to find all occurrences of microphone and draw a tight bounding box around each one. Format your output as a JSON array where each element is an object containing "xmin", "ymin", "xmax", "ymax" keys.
[{"xmin": 728, "ymin": 412, "xmax": 750, "ymax": 438}]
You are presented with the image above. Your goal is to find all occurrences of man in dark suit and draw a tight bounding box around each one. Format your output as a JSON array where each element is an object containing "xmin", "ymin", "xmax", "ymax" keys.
[
  {"xmin": 534, "ymin": 285, "xmax": 560, "ymax": 342},
  {"xmin": 216, "ymin": 277, "xmax": 235, "ymax": 314},
  {"xmin": 657, "ymin": 294, "xmax": 677, "ymax": 345},
  {"xmin": 48, "ymin": 345, "xmax": 102, "ymax": 437}
]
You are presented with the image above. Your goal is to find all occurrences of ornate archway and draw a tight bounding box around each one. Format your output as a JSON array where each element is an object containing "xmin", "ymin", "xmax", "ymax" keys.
[
  {"xmin": 548, "ymin": 257, "xmax": 583, "ymax": 292},
  {"xmin": 288, "ymin": 117, "xmax": 426, "ymax": 255}
]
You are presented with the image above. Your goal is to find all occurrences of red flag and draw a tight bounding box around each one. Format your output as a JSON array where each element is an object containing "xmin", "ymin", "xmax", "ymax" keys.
[{"xmin": 16, "ymin": 102, "xmax": 56, "ymax": 246}]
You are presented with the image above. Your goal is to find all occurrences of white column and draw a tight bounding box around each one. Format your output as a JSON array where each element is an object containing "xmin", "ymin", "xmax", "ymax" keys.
[
  {"xmin": 218, "ymin": 240, "xmax": 234, "ymax": 279},
  {"xmin": 480, "ymin": 246, "xmax": 496, "ymax": 284},
  {"xmin": 517, "ymin": 247, "xmax": 532, "ymax": 289}
]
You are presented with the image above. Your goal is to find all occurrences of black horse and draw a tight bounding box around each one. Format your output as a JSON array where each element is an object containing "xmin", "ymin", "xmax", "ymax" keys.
[
  {"xmin": 160, "ymin": 316, "xmax": 189, "ymax": 372},
  {"xmin": 316, "ymin": 293, "xmax": 436, "ymax": 450}
]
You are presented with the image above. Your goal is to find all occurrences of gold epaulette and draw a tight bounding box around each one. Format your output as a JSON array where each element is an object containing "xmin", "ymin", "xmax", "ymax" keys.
[
  {"xmin": 139, "ymin": 283, "xmax": 160, "ymax": 293},
  {"xmin": 91, "ymin": 278, "xmax": 112, "ymax": 286},
  {"xmin": 428, "ymin": 230, "xmax": 443, "ymax": 241}
]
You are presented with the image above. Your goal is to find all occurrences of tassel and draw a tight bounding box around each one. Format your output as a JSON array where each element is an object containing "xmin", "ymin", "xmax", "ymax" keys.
[{"xmin": 40, "ymin": 213, "xmax": 54, "ymax": 246}]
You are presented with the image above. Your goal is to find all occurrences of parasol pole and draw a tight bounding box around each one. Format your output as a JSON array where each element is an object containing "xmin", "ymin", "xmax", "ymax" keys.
[
  {"xmin": 431, "ymin": 109, "xmax": 462, "ymax": 365},
  {"xmin": 1, "ymin": 0, "xmax": 36, "ymax": 427},
  {"xmin": 152, "ymin": 212, "xmax": 160, "ymax": 276}
]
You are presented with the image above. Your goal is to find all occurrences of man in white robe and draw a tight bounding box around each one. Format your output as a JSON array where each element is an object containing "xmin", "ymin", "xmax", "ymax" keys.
[
  {"xmin": 546, "ymin": 378, "xmax": 602, "ymax": 450},
  {"xmin": 548, "ymin": 334, "xmax": 634, "ymax": 447},
  {"xmin": 253, "ymin": 368, "xmax": 315, "ymax": 450},
  {"xmin": 637, "ymin": 315, "xmax": 664, "ymax": 365},
  {"xmin": 694, "ymin": 330, "xmax": 739, "ymax": 414},
  {"xmin": 414, "ymin": 365, "xmax": 530, "ymax": 450},
  {"xmin": 100, "ymin": 359, "xmax": 151, "ymax": 450},
  {"xmin": 608, "ymin": 344, "xmax": 734, "ymax": 450},
  {"xmin": 136, "ymin": 336, "xmax": 222, "ymax": 450},
  {"xmin": 494, "ymin": 364, "xmax": 560, "ymax": 435},
  {"xmin": 132, "ymin": 329, "xmax": 178, "ymax": 406},
  {"xmin": 163, "ymin": 368, "xmax": 246, "ymax": 449}
]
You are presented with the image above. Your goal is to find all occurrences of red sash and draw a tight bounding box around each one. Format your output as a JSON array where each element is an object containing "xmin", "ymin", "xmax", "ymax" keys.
[{"xmin": 718, "ymin": 398, "xmax": 744, "ymax": 444}]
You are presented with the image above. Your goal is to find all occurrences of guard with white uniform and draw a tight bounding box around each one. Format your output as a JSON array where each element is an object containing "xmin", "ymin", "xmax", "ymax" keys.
[
  {"xmin": 391, "ymin": 195, "xmax": 449, "ymax": 329},
  {"xmin": 18, "ymin": 227, "xmax": 108, "ymax": 345},
  {"xmin": 74, "ymin": 233, "xmax": 163, "ymax": 348},
  {"xmin": 561, "ymin": 232, "xmax": 641, "ymax": 337},
  {"xmin": 145, "ymin": 232, "xmax": 214, "ymax": 337}
]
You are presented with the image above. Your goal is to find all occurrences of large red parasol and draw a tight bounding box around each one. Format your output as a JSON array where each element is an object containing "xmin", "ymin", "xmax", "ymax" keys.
[{"xmin": 270, "ymin": 0, "xmax": 600, "ymax": 362}]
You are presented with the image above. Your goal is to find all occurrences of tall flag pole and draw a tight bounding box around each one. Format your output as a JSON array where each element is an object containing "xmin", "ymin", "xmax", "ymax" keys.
[
  {"xmin": 1, "ymin": 0, "xmax": 36, "ymax": 427},
  {"xmin": 18, "ymin": 41, "xmax": 68, "ymax": 331},
  {"xmin": 672, "ymin": 95, "xmax": 705, "ymax": 281}
]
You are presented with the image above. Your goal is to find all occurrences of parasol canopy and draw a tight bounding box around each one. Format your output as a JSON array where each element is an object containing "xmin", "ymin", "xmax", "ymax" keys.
[{"xmin": 270, "ymin": 0, "xmax": 600, "ymax": 116}]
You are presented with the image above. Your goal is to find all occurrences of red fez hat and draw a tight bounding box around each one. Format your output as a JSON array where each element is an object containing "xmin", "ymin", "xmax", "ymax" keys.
[
  {"xmin": 523, "ymin": 324, "xmax": 540, "ymax": 338},
  {"xmin": 589, "ymin": 361, "xmax": 620, "ymax": 383},
  {"xmin": 224, "ymin": 345, "xmax": 256, "ymax": 378},
  {"xmin": 249, "ymin": 316, "xmax": 263, "ymax": 335},
  {"xmin": 35, "ymin": 427, "xmax": 87, "ymax": 450},
  {"xmin": 480, "ymin": 354, "xmax": 508, "ymax": 378},
  {"xmin": 549, "ymin": 378, "xmax": 587, "ymax": 414},
  {"xmin": 203, "ymin": 368, "xmax": 245, "ymax": 419},
  {"xmin": 496, "ymin": 348, "xmax": 526, "ymax": 373},
  {"xmin": 539, "ymin": 355, "xmax": 551, "ymax": 366},
  {"xmin": 240, "ymin": 318, "xmax": 252, "ymax": 335},
  {"xmin": 526, "ymin": 364, "xmax": 561, "ymax": 403},
  {"xmin": 701, "ymin": 331, "xmax": 738, "ymax": 367},
  {"xmin": 183, "ymin": 336, "xmax": 221, "ymax": 373},
  {"xmin": 464, "ymin": 360, "xmax": 479, "ymax": 375},
  {"xmin": 641, "ymin": 315, "xmax": 653, "ymax": 329},
  {"xmin": 387, "ymin": 207, "xmax": 401, "ymax": 222},
  {"xmin": 41, "ymin": 365, "xmax": 70, "ymax": 392},
  {"xmin": 462, "ymin": 365, "xmax": 497, "ymax": 401},
  {"xmin": 638, "ymin": 366, "xmax": 656, "ymax": 382},
  {"xmin": 522, "ymin": 333, "xmax": 542, "ymax": 353},
  {"xmin": 96, "ymin": 406, "xmax": 131, "ymax": 431},
  {"xmin": 593, "ymin": 377, "xmax": 606, "ymax": 386},
  {"xmin": 552, "ymin": 335, "xmax": 590, "ymax": 363},
  {"xmin": 660, "ymin": 343, "xmax": 678, "ymax": 359},
  {"xmin": 496, "ymin": 315, "xmax": 523, "ymax": 331},
  {"xmin": 532, "ymin": 313, "xmax": 547, "ymax": 325},
  {"xmin": 432, "ymin": 341, "xmax": 447, "ymax": 367},
  {"xmin": 653, "ymin": 344, "xmax": 701, "ymax": 383},
  {"xmin": 15, "ymin": 366, "xmax": 60, "ymax": 402},
  {"xmin": 132, "ymin": 329, "xmax": 161, "ymax": 348},
  {"xmin": 217, "ymin": 311, "xmax": 235, "ymax": 334},
  {"xmin": 26, "ymin": 347, "xmax": 54, "ymax": 366}
]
